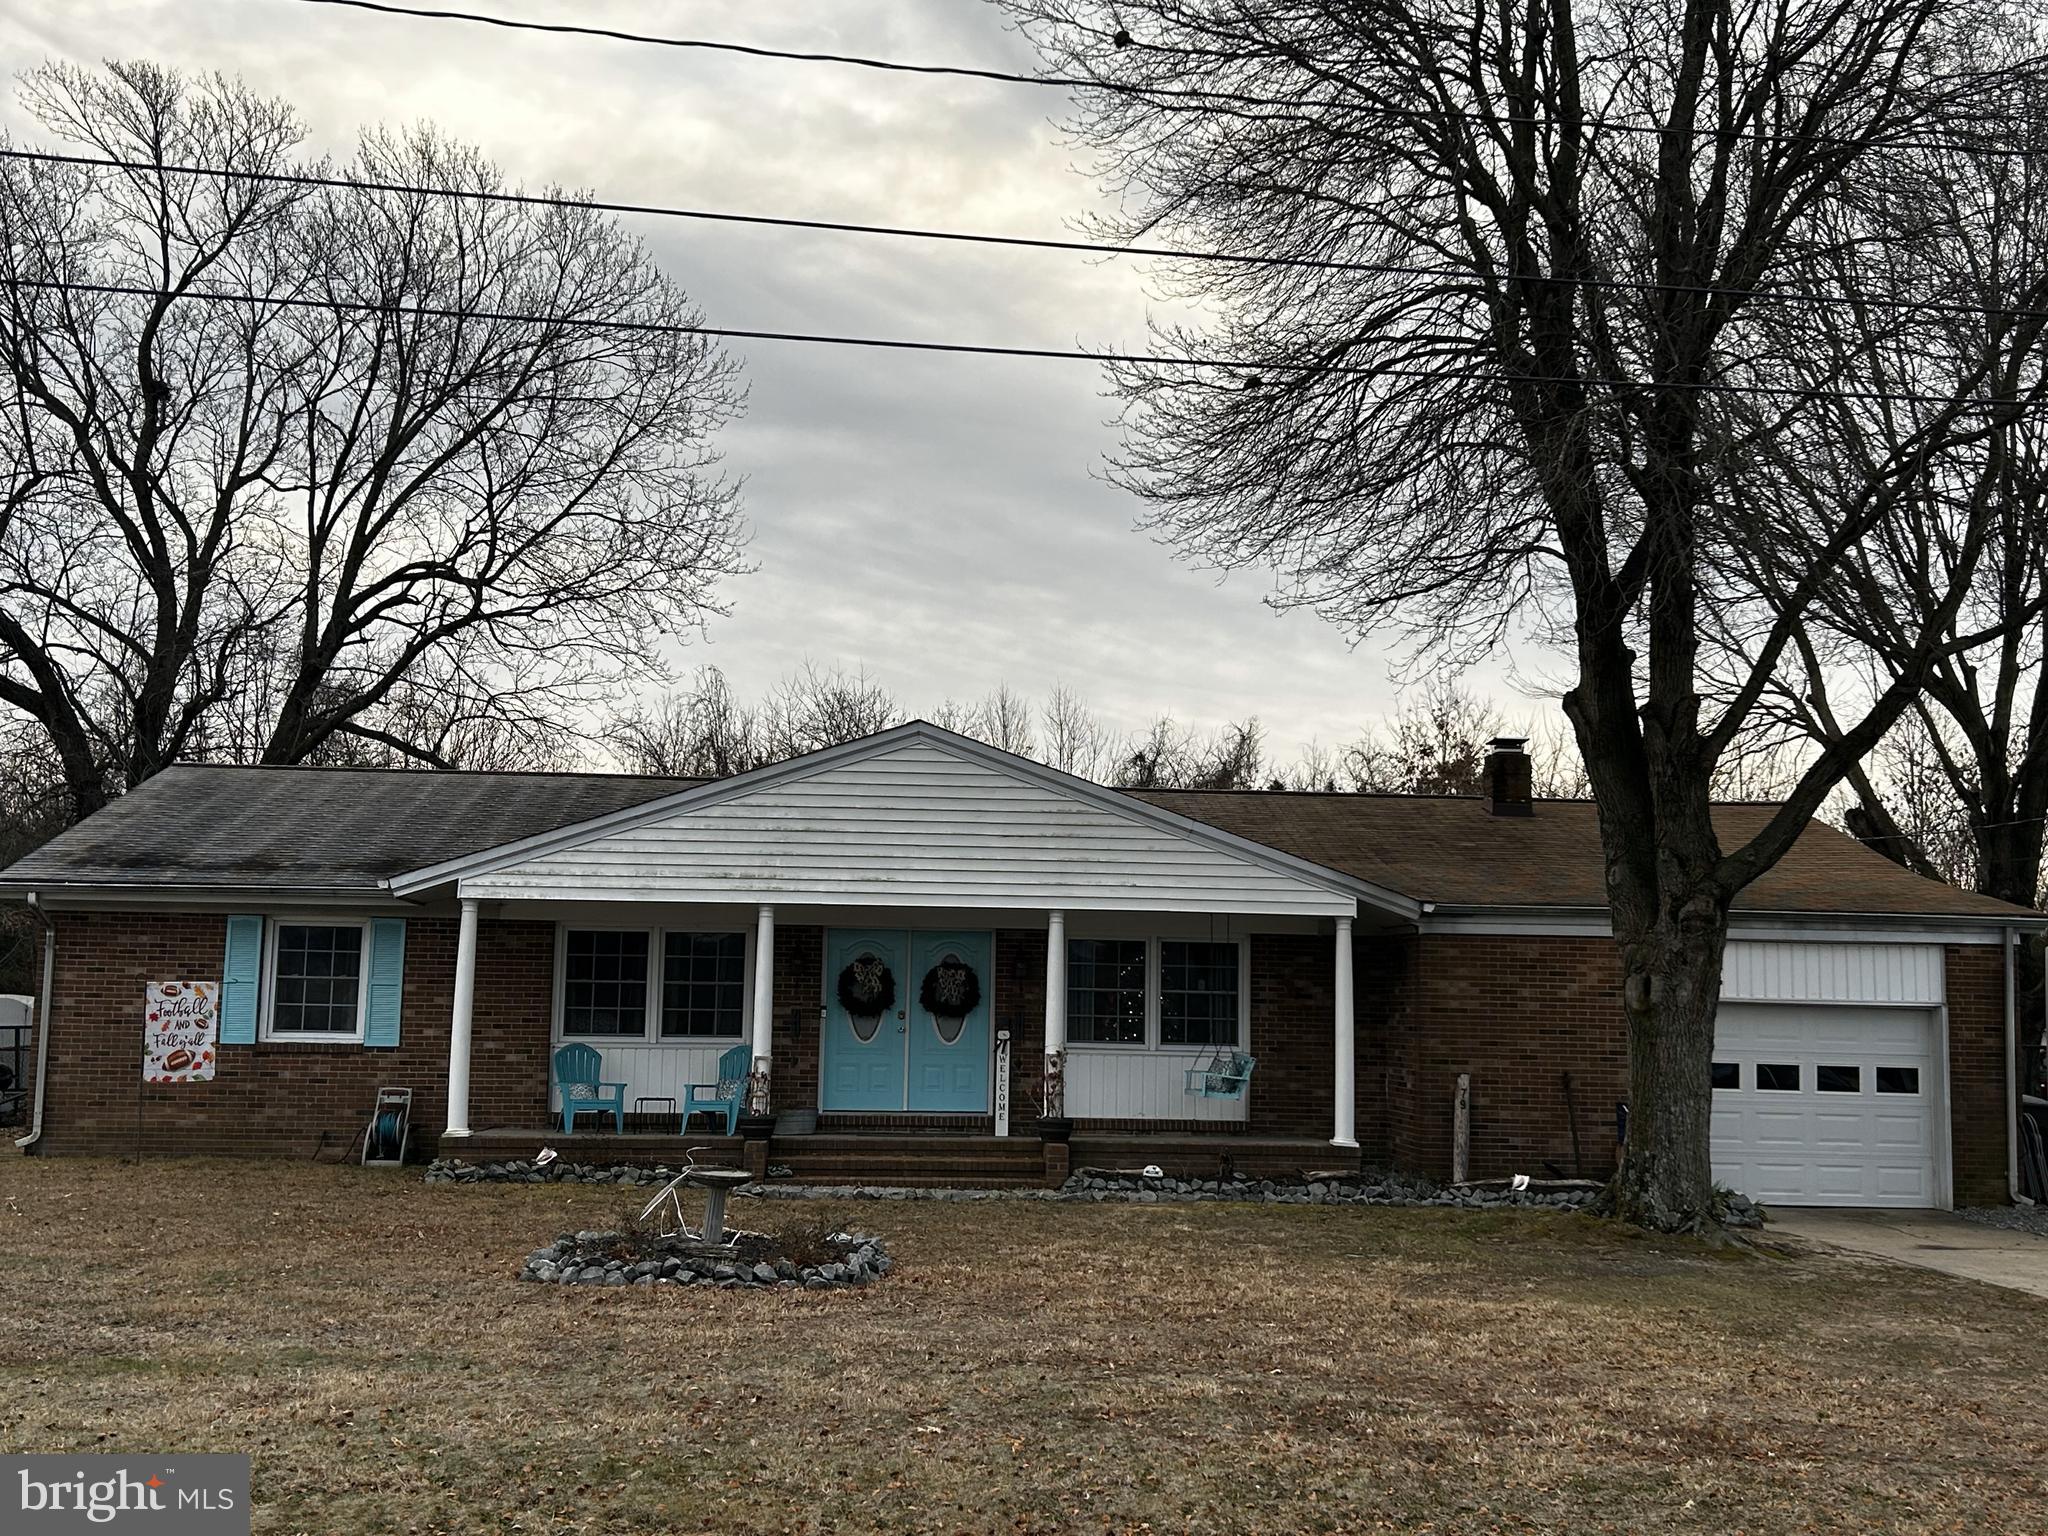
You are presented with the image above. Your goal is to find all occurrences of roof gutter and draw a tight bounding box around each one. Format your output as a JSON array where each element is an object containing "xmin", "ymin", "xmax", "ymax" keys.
[
  {"xmin": 1421, "ymin": 902, "xmax": 2048, "ymax": 933},
  {"xmin": 12, "ymin": 894, "xmax": 54, "ymax": 1154}
]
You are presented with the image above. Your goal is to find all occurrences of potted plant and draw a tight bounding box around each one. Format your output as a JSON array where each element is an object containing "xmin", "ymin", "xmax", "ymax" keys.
[{"xmin": 1028, "ymin": 1061, "xmax": 1072, "ymax": 1141}]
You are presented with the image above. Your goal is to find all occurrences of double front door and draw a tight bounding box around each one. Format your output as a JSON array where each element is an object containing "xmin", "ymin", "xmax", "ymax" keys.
[{"xmin": 821, "ymin": 929, "xmax": 992, "ymax": 1113}]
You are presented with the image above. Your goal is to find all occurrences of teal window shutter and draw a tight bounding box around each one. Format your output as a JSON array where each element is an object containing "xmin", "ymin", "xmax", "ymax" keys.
[
  {"xmin": 365, "ymin": 919, "xmax": 407, "ymax": 1048},
  {"xmin": 219, "ymin": 915, "xmax": 263, "ymax": 1045}
]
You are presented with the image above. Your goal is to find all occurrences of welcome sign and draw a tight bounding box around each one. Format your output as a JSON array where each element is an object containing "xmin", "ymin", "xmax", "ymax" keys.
[{"xmin": 143, "ymin": 982, "xmax": 219, "ymax": 1085}]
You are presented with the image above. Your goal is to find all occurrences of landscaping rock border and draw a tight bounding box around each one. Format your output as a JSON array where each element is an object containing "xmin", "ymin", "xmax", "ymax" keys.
[
  {"xmin": 432, "ymin": 1157, "xmax": 1634, "ymax": 1215},
  {"xmin": 520, "ymin": 1229, "xmax": 891, "ymax": 1290}
]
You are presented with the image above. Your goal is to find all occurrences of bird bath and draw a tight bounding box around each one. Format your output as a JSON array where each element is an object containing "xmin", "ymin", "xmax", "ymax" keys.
[{"xmin": 640, "ymin": 1164, "xmax": 752, "ymax": 1244}]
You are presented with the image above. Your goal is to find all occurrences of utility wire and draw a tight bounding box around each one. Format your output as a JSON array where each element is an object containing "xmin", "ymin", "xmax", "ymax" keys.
[
  {"xmin": 9, "ymin": 276, "xmax": 2037, "ymax": 412},
  {"xmin": 291, "ymin": 0, "xmax": 2044, "ymax": 162},
  {"xmin": 9, "ymin": 147, "xmax": 2048, "ymax": 328}
]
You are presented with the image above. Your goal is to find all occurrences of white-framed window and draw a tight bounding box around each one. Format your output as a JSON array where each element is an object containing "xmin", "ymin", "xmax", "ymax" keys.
[
  {"xmin": 262, "ymin": 919, "xmax": 372, "ymax": 1041},
  {"xmin": 557, "ymin": 926, "xmax": 749, "ymax": 1043},
  {"xmin": 1068, "ymin": 938, "xmax": 1147, "ymax": 1044},
  {"xmin": 1063, "ymin": 934, "xmax": 1249, "ymax": 1052},
  {"xmin": 562, "ymin": 929, "xmax": 654, "ymax": 1037},
  {"xmin": 1159, "ymin": 940, "xmax": 1241, "ymax": 1047},
  {"xmin": 659, "ymin": 932, "xmax": 747, "ymax": 1039}
]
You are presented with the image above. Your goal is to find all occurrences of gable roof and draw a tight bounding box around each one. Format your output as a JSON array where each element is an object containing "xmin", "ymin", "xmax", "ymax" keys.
[
  {"xmin": 385, "ymin": 723, "xmax": 1401, "ymax": 917},
  {"xmin": 1130, "ymin": 790, "xmax": 2033, "ymax": 921},
  {"xmin": 0, "ymin": 728, "xmax": 2032, "ymax": 925}
]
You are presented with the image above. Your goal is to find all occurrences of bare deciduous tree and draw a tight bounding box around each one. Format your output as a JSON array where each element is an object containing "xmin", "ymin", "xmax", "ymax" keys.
[
  {"xmin": 1343, "ymin": 680, "xmax": 1504, "ymax": 795},
  {"xmin": 0, "ymin": 61, "xmax": 745, "ymax": 812},
  {"xmin": 1041, "ymin": 682, "xmax": 1109, "ymax": 779},
  {"xmin": 999, "ymin": 0, "xmax": 2048, "ymax": 1228}
]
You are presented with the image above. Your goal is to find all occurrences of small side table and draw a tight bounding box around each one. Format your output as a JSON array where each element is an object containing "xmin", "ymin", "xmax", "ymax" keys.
[{"xmin": 632, "ymin": 1096, "xmax": 679, "ymax": 1135}]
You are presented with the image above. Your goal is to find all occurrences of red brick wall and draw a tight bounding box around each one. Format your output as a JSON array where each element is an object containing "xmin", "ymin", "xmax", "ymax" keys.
[
  {"xmin": 768, "ymin": 925, "xmax": 824, "ymax": 1109},
  {"xmin": 32, "ymin": 909, "xmax": 2011, "ymax": 1201},
  {"xmin": 34, "ymin": 910, "xmax": 556, "ymax": 1157},
  {"xmin": 1945, "ymin": 944, "xmax": 2010, "ymax": 1207},
  {"xmin": 1386, "ymin": 934, "xmax": 1629, "ymax": 1181}
]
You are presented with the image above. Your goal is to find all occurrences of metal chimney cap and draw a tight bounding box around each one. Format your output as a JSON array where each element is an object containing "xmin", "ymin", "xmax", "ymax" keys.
[{"xmin": 1486, "ymin": 736, "xmax": 1529, "ymax": 752}]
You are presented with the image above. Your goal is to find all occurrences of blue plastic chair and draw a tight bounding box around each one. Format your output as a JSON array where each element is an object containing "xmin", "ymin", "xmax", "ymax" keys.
[
  {"xmin": 553, "ymin": 1042, "xmax": 627, "ymax": 1133},
  {"xmin": 685, "ymin": 1043, "xmax": 752, "ymax": 1135}
]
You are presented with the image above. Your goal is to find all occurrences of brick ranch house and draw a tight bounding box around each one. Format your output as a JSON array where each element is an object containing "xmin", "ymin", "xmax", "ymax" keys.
[{"xmin": 2, "ymin": 723, "xmax": 2037, "ymax": 1206}]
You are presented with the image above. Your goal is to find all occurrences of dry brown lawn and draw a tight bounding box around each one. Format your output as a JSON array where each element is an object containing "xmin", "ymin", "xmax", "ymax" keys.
[{"xmin": 1, "ymin": 1158, "xmax": 2045, "ymax": 1534}]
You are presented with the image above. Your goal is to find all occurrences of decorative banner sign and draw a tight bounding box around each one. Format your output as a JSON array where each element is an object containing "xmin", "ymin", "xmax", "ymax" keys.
[{"xmin": 144, "ymin": 981, "xmax": 219, "ymax": 1085}]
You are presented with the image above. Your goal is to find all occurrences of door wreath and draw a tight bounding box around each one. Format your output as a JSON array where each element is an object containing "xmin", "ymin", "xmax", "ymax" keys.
[
  {"xmin": 836, "ymin": 954, "xmax": 897, "ymax": 1031},
  {"xmin": 919, "ymin": 955, "xmax": 983, "ymax": 1043}
]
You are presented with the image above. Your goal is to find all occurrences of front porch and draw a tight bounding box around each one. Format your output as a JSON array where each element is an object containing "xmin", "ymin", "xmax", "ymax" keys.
[{"xmin": 403, "ymin": 725, "xmax": 1408, "ymax": 1179}]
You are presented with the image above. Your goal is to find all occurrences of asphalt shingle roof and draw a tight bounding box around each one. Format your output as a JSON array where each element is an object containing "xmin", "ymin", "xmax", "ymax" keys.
[
  {"xmin": 0, "ymin": 762, "xmax": 2029, "ymax": 920},
  {"xmin": 1130, "ymin": 790, "xmax": 2033, "ymax": 919},
  {"xmin": 0, "ymin": 764, "xmax": 698, "ymax": 891}
]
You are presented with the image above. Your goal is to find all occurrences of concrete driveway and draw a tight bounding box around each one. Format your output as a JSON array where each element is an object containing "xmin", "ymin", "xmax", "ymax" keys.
[{"xmin": 1768, "ymin": 1209, "xmax": 2048, "ymax": 1298}]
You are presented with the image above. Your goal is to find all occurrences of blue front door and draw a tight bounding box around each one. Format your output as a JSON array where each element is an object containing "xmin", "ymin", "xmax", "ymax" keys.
[
  {"xmin": 821, "ymin": 929, "xmax": 992, "ymax": 1113},
  {"xmin": 822, "ymin": 929, "xmax": 907, "ymax": 1111},
  {"xmin": 906, "ymin": 931, "xmax": 992, "ymax": 1113}
]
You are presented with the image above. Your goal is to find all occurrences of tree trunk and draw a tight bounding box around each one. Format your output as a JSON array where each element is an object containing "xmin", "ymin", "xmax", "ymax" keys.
[{"xmin": 1606, "ymin": 905, "xmax": 1730, "ymax": 1230}]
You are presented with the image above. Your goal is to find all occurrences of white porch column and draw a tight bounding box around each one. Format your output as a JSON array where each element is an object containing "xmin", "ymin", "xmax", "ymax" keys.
[
  {"xmin": 445, "ymin": 896, "xmax": 479, "ymax": 1138},
  {"xmin": 1042, "ymin": 909, "xmax": 1067, "ymax": 1118},
  {"xmin": 747, "ymin": 904, "xmax": 775, "ymax": 1115},
  {"xmin": 1331, "ymin": 914, "xmax": 1358, "ymax": 1148}
]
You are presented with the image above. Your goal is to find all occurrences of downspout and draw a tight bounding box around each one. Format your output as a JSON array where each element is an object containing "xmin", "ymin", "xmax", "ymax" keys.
[
  {"xmin": 2006, "ymin": 926, "xmax": 2033, "ymax": 1206},
  {"xmin": 13, "ymin": 893, "xmax": 54, "ymax": 1153}
]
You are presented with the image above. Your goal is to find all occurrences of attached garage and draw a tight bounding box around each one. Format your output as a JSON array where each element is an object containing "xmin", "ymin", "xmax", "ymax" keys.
[
  {"xmin": 1710, "ymin": 941, "xmax": 1949, "ymax": 1208},
  {"xmin": 1710, "ymin": 1002, "xmax": 1943, "ymax": 1207}
]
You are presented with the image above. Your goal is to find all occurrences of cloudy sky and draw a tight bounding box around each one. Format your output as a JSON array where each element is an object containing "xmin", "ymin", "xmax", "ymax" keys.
[{"xmin": 1, "ymin": 0, "xmax": 1547, "ymax": 761}]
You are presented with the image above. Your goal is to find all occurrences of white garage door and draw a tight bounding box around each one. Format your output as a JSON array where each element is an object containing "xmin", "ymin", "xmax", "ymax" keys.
[{"xmin": 1710, "ymin": 1003, "xmax": 1941, "ymax": 1208}]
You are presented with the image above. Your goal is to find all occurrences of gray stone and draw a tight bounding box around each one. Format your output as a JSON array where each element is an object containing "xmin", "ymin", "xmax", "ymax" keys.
[
  {"xmin": 577, "ymin": 1266, "xmax": 607, "ymax": 1284},
  {"xmin": 751, "ymin": 1262, "xmax": 777, "ymax": 1285}
]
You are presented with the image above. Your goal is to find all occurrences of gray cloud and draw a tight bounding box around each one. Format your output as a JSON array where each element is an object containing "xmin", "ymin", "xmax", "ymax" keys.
[{"xmin": 2, "ymin": 0, "xmax": 1553, "ymax": 761}]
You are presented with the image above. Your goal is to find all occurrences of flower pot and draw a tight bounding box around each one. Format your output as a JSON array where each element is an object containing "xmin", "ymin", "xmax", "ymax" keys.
[
  {"xmin": 737, "ymin": 1112, "xmax": 777, "ymax": 1141},
  {"xmin": 1036, "ymin": 1115, "xmax": 1074, "ymax": 1143}
]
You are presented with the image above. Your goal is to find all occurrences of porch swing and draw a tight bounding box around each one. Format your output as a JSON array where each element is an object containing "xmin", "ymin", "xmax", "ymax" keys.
[{"xmin": 1184, "ymin": 1044, "xmax": 1256, "ymax": 1099}]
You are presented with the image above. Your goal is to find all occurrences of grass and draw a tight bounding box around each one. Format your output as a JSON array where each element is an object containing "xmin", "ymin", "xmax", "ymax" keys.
[{"xmin": 1, "ymin": 1159, "xmax": 2044, "ymax": 1534}]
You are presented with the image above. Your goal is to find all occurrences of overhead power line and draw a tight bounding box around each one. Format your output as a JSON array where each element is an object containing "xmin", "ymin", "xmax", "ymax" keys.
[
  {"xmin": 8, "ymin": 148, "xmax": 2047, "ymax": 328},
  {"xmin": 291, "ymin": 0, "xmax": 2044, "ymax": 162},
  {"xmin": 8, "ymin": 276, "xmax": 2036, "ymax": 412}
]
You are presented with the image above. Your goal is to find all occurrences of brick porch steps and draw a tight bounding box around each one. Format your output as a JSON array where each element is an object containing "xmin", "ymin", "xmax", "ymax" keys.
[{"xmin": 770, "ymin": 1133, "xmax": 1044, "ymax": 1187}]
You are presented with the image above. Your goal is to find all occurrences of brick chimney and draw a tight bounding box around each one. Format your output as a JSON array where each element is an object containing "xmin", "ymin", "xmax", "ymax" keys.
[{"xmin": 1483, "ymin": 737, "xmax": 1533, "ymax": 816}]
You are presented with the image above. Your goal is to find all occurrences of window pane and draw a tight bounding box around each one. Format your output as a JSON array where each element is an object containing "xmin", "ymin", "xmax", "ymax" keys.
[
  {"xmin": 1876, "ymin": 1066, "xmax": 1921, "ymax": 1094},
  {"xmin": 660, "ymin": 932, "xmax": 745, "ymax": 1037},
  {"xmin": 564, "ymin": 930, "xmax": 650, "ymax": 1036},
  {"xmin": 1816, "ymin": 1064, "xmax": 1860, "ymax": 1093},
  {"xmin": 1067, "ymin": 939, "xmax": 1145, "ymax": 1044},
  {"xmin": 1711, "ymin": 1062, "xmax": 1739, "ymax": 1090},
  {"xmin": 1160, "ymin": 940, "xmax": 1239, "ymax": 1046},
  {"xmin": 271, "ymin": 924, "xmax": 364, "ymax": 1034},
  {"xmin": 1756, "ymin": 1063, "xmax": 1800, "ymax": 1092}
]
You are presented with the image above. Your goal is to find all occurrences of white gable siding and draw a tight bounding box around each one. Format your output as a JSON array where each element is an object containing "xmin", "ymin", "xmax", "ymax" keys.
[
  {"xmin": 460, "ymin": 739, "xmax": 1357, "ymax": 915},
  {"xmin": 1719, "ymin": 940, "xmax": 1943, "ymax": 1005}
]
